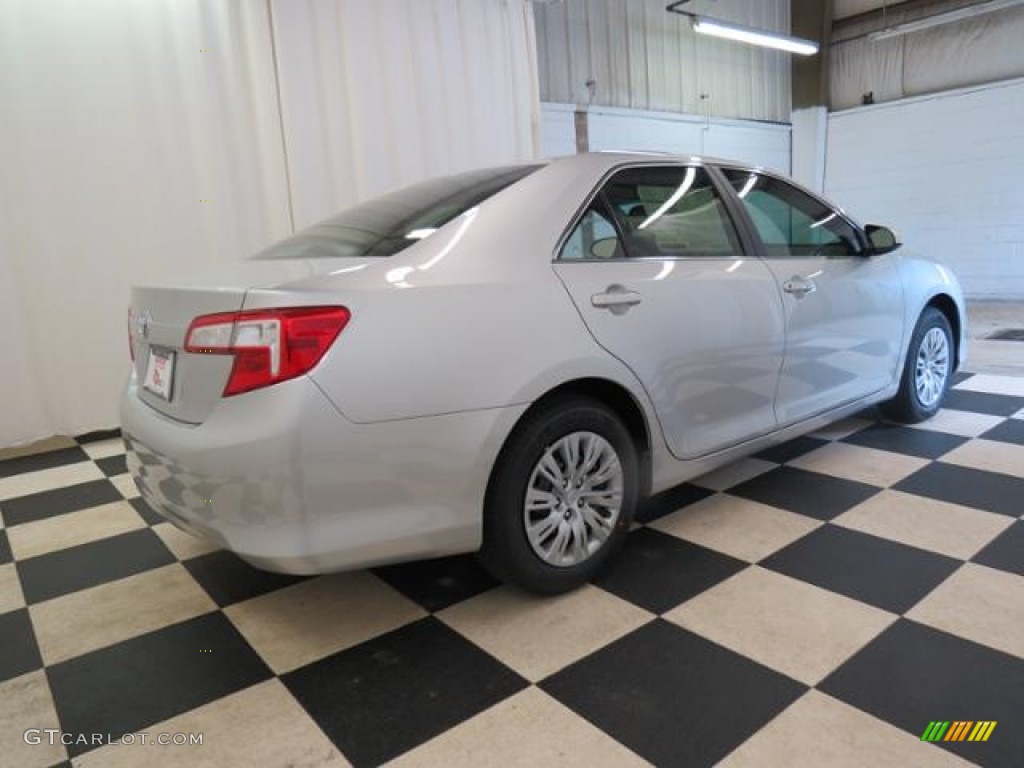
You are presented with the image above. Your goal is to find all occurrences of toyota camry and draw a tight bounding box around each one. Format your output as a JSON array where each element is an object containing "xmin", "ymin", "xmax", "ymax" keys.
[{"xmin": 122, "ymin": 152, "xmax": 966, "ymax": 594}]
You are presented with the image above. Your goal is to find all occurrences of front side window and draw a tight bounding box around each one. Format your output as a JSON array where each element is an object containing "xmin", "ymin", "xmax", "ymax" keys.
[
  {"xmin": 558, "ymin": 165, "xmax": 741, "ymax": 260},
  {"xmin": 722, "ymin": 169, "xmax": 862, "ymax": 257}
]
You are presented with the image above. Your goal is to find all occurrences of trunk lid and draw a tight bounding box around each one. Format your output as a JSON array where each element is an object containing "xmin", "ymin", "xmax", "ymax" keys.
[{"xmin": 129, "ymin": 257, "xmax": 368, "ymax": 423}]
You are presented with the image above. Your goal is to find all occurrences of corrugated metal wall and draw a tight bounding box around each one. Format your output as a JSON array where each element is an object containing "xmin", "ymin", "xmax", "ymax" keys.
[
  {"xmin": 830, "ymin": 1, "xmax": 1024, "ymax": 109},
  {"xmin": 534, "ymin": 0, "xmax": 792, "ymax": 122}
]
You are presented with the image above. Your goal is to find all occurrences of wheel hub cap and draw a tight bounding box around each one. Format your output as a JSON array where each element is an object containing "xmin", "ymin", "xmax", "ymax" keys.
[
  {"xmin": 523, "ymin": 431, "xmax": 623, "ymax": 568},
  {"xmin": 915, "ymin": 327, "xmax": 950, "ymax": 408}
]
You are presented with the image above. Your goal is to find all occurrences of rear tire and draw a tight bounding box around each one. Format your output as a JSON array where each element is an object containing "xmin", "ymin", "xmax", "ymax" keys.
[
  {"xmin": 881, "ymin": 307, "xmax": 953, "ymax": 424},
  {"xmin": 479, "ymin": 396, "xmax": 638, "ymax": 595}
]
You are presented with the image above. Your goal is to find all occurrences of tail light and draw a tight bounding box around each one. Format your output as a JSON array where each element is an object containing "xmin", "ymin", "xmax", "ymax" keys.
[{"xmin": 185, "ymin": 306, "xmax": 350, "ymax": 396}]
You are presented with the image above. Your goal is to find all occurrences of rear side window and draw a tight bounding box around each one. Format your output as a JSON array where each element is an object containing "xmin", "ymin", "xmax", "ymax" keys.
[
  {"xmin": 560, "ymin": 205, "xmax": 624, "ymax": 260},
  {"xmin": 560, "ymin": 165, "xmax": 741, "ymax": 260},
  {"xmin": 254, "ymin": 165, "xmax": 542, "ymax": 260},
  {"xmin": 721, "ymin": 169, "xmax": 862, "ymax": 257}
]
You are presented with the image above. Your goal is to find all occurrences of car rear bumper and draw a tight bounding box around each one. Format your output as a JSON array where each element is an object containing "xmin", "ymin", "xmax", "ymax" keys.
[{"xmin": 121, "ymin": 373, "xmax": 527, "ymax": 574}]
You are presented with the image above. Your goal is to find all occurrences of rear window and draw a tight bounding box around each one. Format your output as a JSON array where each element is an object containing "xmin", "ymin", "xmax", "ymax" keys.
[{"xmin": 254, "ymin": 165, "xmax": 542, "ymax": 260}]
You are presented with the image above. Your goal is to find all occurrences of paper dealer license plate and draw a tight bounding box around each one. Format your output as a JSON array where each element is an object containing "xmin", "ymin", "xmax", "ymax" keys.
[{"xmin": 143, "ymin": 348, "xmax": 175, "ymax": 400}]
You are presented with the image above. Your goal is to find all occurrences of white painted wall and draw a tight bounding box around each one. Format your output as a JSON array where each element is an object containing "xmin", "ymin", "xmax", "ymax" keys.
[
  {"xmin": 825, "ymin": 78, "xmax": 1024, "ymax": 299},
  {"xmin": 541, "ymin": 103, "xmax": 792, "ymax": 174}
]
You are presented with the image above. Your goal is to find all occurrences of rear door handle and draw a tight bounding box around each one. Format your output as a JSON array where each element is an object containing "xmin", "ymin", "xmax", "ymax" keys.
[
  {"xmin": 591, "ymin": 285, "xmax": 643, "ymax": 314},
  {"xmin": 782, "ymin": 275, "xmax": 816, "ymax": 298}
]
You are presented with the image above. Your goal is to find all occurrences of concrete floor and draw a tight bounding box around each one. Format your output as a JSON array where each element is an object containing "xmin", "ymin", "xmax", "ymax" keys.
[{"xmin": 965, "ymin": 300, "xmax": 1024, "ymax": 376}]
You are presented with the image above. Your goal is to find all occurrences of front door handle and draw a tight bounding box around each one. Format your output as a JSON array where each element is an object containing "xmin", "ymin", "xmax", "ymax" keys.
[
  {"xmin": 592, "ymin": 284, "xmax": 643, "ymax": 314},
  {"xmin": 782, "ymin": 275, "xmax": 816, "ymax": 298}
]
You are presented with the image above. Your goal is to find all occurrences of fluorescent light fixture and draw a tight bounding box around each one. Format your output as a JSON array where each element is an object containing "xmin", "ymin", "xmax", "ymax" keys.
[
  {"xmin": 868, "ymin": 0, "xmax": 1024, "ymax": 41},
  {"xmin": 691, "ymin": 16, "xmax": 819, "ymax": 56}
]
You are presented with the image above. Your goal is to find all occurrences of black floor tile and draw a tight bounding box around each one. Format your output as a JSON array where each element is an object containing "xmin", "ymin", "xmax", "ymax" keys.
[
  {"xmin": 760, "ymin": 526, "xmax": 961, "ymax": 614},
  {"xmin": 972, "ymin": 521, "xmax": 1024, "ymax": 577},
  {"xmin": 980, "ymin": 419, "xmax": 1024, "ymax": 447},
  {"xmin": 542, "ymin": 620, "xmax": 806, "ymax": 768},
  {"xmin": 129, "ymin": 496, "xmax": 164, "ymax": 526},
  {"xmin": 821, "ymin": 620, "xmax": 1024, "ymax": 768},
  {"xmin": 17, "ymin": 529, "xmax": 175, "ymax": 604},
  {"xmin": 47, "ymin": 612, "xmax": 272, "ymax": 758},
  {"xmin": 842, "ymin": 423, "xmax": 967, "ymax": 459},
  {"xmin": 895, "ymin": 463, "xmax": 1024, "ymax": 517},
  {"xmin": 283, "ymin": 617, "xmax": 526, "ymax": 768},
  {"xmin": 0, "ymin": 529, "xmax": 10, "ymax": 565},
  {"xmin": 0, "ymin": 447, "xmax": 91, "ymax": 479},
  {"xmin": 94, "ymin": 454, "xmax": 127, "ymax": 477},
  {"xmin": 184, "ymin": 550, "xmax": 307, "ymax": 607},
  {"xmin": 0, "ymin": 609, "xmax": 43, "ymax": 682},
  {"xmin": 372, "ymin": 554, "xmax": 500, "ymax": 612},
  {"xmin": 752, "ymin": 436, "xmax": 829, "ymax": 464},
  {"xmin": 728, "ymin": 466, "xmax": 880, "ymax": 521},
  {"xmin": 74, "ymin": 428, "xmax": 122, "ymax": 444},
  {"xmin": 0, "ymin": 479, "xmax": 123, "ymax": 527},
  {"xmin": 635, "ymin": 483, "xmax": 715, "ymax": 524},
  {"xmin": 593, "ymin": 528, "xmax": 747, "ymax": 614},
  {"xmin": 943, "ymin": 389, "xmax": 1024, "ymax": 417}
]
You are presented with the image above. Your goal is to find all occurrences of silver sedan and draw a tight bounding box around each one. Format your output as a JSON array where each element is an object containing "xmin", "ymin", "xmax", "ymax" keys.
[{"xmin": 122, "ymin": 152, "xmax": 966, "ymax": 594}]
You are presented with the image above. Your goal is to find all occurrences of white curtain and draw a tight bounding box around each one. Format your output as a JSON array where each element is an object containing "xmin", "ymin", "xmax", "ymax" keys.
[
  {"xmin": 0, "ymin": 0, "xmax": 540, "ymax": 448},
  {"xmin": 273, "ymin": 0, "xmax": 542, "ymax": 227}
]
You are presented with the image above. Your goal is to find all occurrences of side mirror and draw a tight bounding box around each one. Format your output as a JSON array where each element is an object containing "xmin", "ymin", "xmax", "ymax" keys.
[{"xmin": 865, "ymin": 224, "xmax": 901, "ymax": 255}]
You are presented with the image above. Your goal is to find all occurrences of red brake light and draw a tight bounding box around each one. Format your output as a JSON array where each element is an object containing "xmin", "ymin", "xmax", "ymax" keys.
[{"xmin": 185, "ymin": 306, "xmax": 350, "ymax": 396}]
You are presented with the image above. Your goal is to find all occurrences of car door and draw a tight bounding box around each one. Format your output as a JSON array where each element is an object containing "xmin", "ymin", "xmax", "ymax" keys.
[
  {"xmin": 718, "ymin": 168, "xmax": 905, "ymax": 426},
  {"xmin": 553, "ymin": 163, "xmax": 786, "ymax": 460}
]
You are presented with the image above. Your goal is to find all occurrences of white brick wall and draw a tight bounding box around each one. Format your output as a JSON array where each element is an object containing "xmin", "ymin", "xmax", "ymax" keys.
[{"xmin": 825, "ymin": 78, "xmax": 1024, "ymax": 299}]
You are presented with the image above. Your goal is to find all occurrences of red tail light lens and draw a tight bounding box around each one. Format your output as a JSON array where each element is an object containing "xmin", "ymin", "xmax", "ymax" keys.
[{"xmin": 185, "ymin": 306, "xmax": 350, "ymax": 396}]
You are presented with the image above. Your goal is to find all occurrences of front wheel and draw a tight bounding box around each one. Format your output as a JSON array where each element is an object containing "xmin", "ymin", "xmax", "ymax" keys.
[
  {"xmin": 881, "ymin": 307, "xmax": 954, "ymax": 423},
  {"xmin": 479, "ymin": 396, "xmax": 638, "ymax": 594}
]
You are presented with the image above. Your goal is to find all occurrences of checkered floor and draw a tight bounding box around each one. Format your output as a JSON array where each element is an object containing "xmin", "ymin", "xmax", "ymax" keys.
[{"xmin": 2, "ymin": 372, "xmax": 1023, "ymax": 768}]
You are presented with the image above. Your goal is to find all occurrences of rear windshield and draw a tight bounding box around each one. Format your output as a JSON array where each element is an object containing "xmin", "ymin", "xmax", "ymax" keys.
[{"xmin": 254, "ymin": 164, "xmax": 542, "ymax": 260}]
